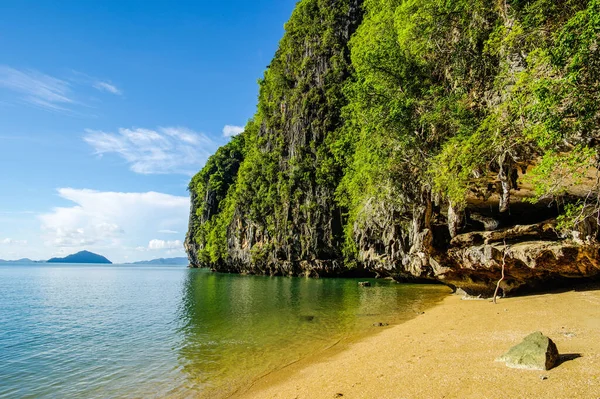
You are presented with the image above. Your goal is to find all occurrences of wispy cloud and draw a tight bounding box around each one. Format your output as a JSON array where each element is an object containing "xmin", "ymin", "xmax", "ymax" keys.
[
  {"xmin": 39, "ymin": 188, "xmax": 189, "ymax": 250},
  {"xmin": 0, "ymin": 66, "xmax": 122, "ymax": 114},
  {"xmin": 148, "ymin": 239, "xmax": 183, "ymax": 250},
  {"xmin": 0, "ymin": 65, "xmax": 74, "ymax": 112},
  {"xmin": 93, "ymin": 81, "xmax": 122, "ymax": 95},
  {"xmin": 1, "ymin": 238, "xmax": 28, "ymax": 245},
  {"xmin": 158, "ymin": 229, "xmax": 179, "ymax": 234},
  {"xmin": 223, "ymin": 125, "xmax": 244, "ymax": 138},
  {"xmin": 83, "ymin": 126, "xmax": 216, "ymax": 175}
]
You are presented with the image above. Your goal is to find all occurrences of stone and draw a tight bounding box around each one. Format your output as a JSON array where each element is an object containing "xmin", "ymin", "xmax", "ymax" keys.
[
  {"xmin": 372, "ymin": 322, "xmax": 388, "ymax": 327},
  {"xmin": 497, "ymin": 332, "xmax": 559, "ymax": 370},
  {"xmin": 358, "ymin": 281, "xmax": 371, "ymax": 287}
]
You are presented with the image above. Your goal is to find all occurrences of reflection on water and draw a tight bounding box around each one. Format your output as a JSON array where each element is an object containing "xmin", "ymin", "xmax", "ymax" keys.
[
  {"xmin": 0, "ymin": 264, "xmax": 449, "ymax": 399},
  {"xmin": 176, "ymin": 269, "xmax": 449, "ymax": 398}
]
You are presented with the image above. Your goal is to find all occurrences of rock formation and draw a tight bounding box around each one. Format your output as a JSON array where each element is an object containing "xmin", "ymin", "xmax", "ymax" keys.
[
  {"xmin": 186, "ymin": 0, "xmax": 600, "ymax": 295},
  {"xmin": 497, "ymin": 332, "xmax": 559, "ymax": 371}
]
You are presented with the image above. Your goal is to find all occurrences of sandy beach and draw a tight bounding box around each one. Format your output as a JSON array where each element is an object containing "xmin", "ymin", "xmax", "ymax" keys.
[{"xmin": 235, "ymin": 284, "xmax": 600, "ymax": 399}]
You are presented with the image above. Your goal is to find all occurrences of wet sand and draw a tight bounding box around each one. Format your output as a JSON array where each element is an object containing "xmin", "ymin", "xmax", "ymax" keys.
[{"xmin": 234, "ymin": 284, "xmax": 600, "ymax": 399}]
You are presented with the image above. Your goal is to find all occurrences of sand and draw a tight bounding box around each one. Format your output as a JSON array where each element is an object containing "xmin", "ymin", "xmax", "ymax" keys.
[{"xmin": 234, "ymin": 284, "xmax": 600, "ymax": 399}]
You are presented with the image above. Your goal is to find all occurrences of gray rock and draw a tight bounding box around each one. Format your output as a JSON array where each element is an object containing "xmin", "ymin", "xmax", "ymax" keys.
[
  {"xmin": 497, "ymin": 331, "xmax": 559, "ymax": 370},
  {"xmin": 358, "ymin": 281, "xmax": 371, "ymax": 287},
  {"xmin": 437, "ymin": 217, "xmax": 600, "ymax": 296}
]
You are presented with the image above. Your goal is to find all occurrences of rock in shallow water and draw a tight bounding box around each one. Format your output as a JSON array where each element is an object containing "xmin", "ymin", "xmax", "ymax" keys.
[{"xmin": 496, "ymin": 331, "xmax": 559, "ymax": 370}]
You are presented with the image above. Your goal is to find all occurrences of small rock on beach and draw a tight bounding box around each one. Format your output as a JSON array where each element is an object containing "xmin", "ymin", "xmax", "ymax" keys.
[{"xmin": 496, "ymin": 331, "xmax": 559, "ymax": 370}]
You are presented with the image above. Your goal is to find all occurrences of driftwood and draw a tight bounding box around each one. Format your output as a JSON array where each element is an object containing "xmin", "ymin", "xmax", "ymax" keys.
[{"xmin": 493, "ymin": 241, "xmax": 509, "ymax": 304}]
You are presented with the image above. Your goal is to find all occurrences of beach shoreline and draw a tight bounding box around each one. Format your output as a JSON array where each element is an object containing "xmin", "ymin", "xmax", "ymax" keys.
[{"xmin": 234, "ymin": 284, "xmax": 600, "ymax": 399}]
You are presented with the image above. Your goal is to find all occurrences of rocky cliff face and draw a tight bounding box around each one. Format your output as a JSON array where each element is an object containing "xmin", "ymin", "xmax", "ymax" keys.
[
  {"xmin": 187, "ymin": 0, "xmax": 600, "ymax": 296},
  {"xmin": 187, "ymin": 0, "xmax": 366, "ymax": 277},
  {"xmin": 346, "ymin": 184, "xmax": 600, "ymax": 295}
]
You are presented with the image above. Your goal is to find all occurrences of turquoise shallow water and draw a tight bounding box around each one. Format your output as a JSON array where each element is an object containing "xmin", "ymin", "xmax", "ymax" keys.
[{"xmin": 0, "ymin": 264, "xmax": 449, "ymax": 398}]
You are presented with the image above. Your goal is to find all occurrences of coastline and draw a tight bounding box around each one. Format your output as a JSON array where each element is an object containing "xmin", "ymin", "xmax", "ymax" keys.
[{"xmin": 234, "ymin": 284, "xmax": 600, "ymax": 399}]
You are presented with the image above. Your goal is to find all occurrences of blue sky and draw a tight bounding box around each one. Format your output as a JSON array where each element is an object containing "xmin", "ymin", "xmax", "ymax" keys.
[{"xmin": 0, "ymin": 0, "xmax": 296, "ymax": 262}]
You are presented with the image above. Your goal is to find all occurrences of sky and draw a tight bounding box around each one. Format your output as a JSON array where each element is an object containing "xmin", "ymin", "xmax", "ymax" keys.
[{"xmin": 0, "ymin": 0, "xmax": 296, "ymax": 263}]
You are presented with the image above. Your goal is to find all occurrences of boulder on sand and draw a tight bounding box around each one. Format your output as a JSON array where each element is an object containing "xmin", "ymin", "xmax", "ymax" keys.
[{"xmin": 496, "ymin": 331, "xmax": 559, "ymax": 370}]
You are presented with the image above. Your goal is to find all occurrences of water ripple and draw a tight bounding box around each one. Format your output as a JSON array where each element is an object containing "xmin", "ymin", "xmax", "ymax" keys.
[{"xmin": 0, "ymin": 264, "xmax": 449, "ymax": 398}]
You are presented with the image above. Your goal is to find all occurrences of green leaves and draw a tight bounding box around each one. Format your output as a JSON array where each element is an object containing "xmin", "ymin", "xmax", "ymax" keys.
[{"xmin": 526, "ymin": 146, "xmax": 596, "ymax": 201}]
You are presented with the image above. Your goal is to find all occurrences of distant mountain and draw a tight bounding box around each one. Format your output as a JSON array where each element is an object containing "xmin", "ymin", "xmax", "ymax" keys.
[
  {"xmin": 0, "ymin": 258, "xmax": 42, "ymax": 263},
  {"xmin": 47, "ymin": 250, "xmax": 112, "ymax": 264},
  {"xmin": 127, "ymin": 257, "xmax": 189, "ymax": 265}
]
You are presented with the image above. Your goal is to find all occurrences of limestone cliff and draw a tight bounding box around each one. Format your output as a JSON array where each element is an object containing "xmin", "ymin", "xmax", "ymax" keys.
[
  {"xmin": 187, "ymin": 0, "xmax": 600, "ymax": 295},
  {"xmin": 187, "ymin": 0, "xmax": 365, "ymax": 277}
]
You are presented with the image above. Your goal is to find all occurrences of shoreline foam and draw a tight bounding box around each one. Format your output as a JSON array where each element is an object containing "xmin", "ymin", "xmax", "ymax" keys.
[{"xmin": 234, "ymin": 284, "xmax": 600, "ymax": 399}]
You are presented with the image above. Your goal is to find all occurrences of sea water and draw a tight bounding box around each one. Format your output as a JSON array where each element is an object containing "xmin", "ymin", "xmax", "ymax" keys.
[{"xmin": 0, "ymin": 264, "xmax": 449, "ymax": 398}]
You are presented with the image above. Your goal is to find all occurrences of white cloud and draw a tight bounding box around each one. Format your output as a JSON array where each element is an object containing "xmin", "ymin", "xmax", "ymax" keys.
[
  {"xmin": 1, "ymin": 238, "xmax": 28, "ymax": 245},
  {"xmin": 148, "ymin": 239, "xmax": 183, "ymax": 250},
  {"xmin": 83, "ymin": 126, "xmax": 216, "ymax": 175},
  {"xmin": 93, "ymin": 81, "xmax": 122, "ymax": 95},
  {"xmin": 69, "ymin": 70, "xmax": 123, "ymax": 96},
  {"xmin": 158, "ymin": 229, "xmax": 179, "ymax": 234},
  {"xmin": 223, "ymin": 125, "xmax": 244, "ymax": 137},
  {"xmin": 39, "ymin": 189, "xmax": 189, "ymax": 257},
  {"xmin": 0, "ymin": 65, "xmax": 74, "ymax": 112}
]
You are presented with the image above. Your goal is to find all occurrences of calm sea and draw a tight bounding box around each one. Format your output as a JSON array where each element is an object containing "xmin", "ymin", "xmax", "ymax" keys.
[{"xmin": 0, "ymin": 264, "xmax": 449, "ymax": 398}]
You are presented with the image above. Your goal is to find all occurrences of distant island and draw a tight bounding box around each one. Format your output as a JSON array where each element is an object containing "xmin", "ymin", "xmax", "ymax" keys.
[
  {"xmin": 47, "ymin": 250, "xmax": 112, "ymax": 264},
  {"xmin": 127, "ymin": 257, "xmax": 188, "ymax": 265},
  {"xmin": 0, "ymin": 258, "xmax": 43, "ymax": 263},
  {"xmin": 1, "ymin": 254, "xmax": 186, "ymax": 265}
]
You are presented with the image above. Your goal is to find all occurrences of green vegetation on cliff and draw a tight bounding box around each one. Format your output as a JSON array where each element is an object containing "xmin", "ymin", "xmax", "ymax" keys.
[
  {"xmin": 188, "ymin": 0, "xmax": 361, "ymax": 273},
  {"xmin": 187, "ymin": 0, "xmax": 600, "ymax": 286}
]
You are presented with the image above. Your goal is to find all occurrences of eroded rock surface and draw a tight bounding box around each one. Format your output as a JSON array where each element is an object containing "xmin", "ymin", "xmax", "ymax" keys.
[{"xmin": 435, "ymin": 222, "xmax": 600, "ymax": 296}]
